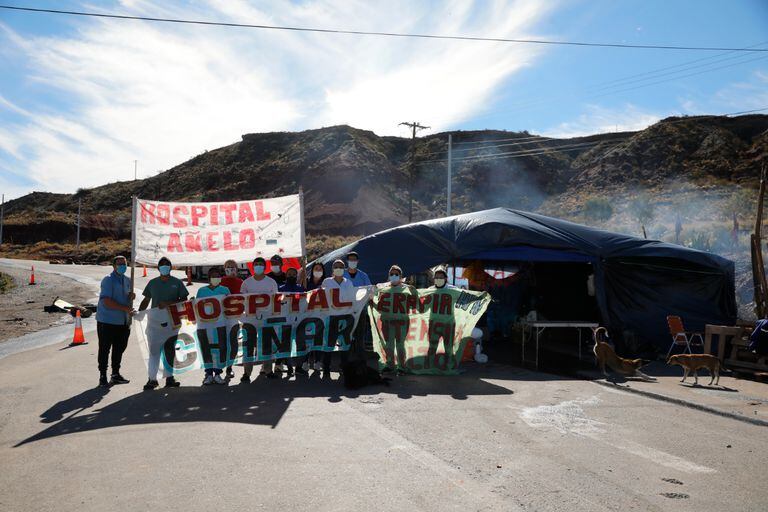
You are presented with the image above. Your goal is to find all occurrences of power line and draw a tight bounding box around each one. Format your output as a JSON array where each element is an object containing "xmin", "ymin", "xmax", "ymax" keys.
[
  {"xmin": 1, "ymin": 5, "xmax": 767, "ymax": 52},
  {"xmin": 418, "ymin": 139, "xmax": 626, "ymax": 165}
]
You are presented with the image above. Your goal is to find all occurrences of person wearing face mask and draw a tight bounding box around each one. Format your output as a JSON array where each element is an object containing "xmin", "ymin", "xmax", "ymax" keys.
[
  {"xmin": 95, "ymin": 255, "xmax": 135, "ymax": 387},
  {"xmin": 219, "ymin": 259, "xmax": 243, "ymax": 378},
  {"xmin": 267, "ymin": 254, "xmax": 286, "ymax": 285},
  {"xmin": 139, "ymin": 256, "xmax": 189, "ymax": 390},
  {"xmin": 378, "ymin": 264, "xmax": 418, "ymax": 374},
  {"xmin": 241, "ymin": 256, "xmax": 278, "ymax": 381},
  {"xmin": 343, "ymin": 252, "xmax": 371, "ymax": 287},
  {"xmin": 426, "ymin": 267, "xmax": 456, "ymax": 369},
  {"xmin": 343, "ymin": 251, "xmax": 372, "ymax": 359},
  {"xmin": 304, "ymin": 262, "xmax": 326, "ymax": 371},
  {"xmin": 195, "ymin": 267, "xmax": 230, "ymax": 385},
  {"xmin": 320, "ymin": 260, "xmax": 355, "ymax": 377},
  {"xmin": 278, "ymin": 267, "xmax": 306, "ymax": 375}
]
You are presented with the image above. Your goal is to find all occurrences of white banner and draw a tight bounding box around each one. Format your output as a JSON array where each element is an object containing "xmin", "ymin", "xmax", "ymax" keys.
[
  {"xmin": 133, "ymin": 287, "xmax": 372, "ymax": 379},
  {"xmin": 133, "ymin": 194, "xmax": 304, "ymax": 266}
]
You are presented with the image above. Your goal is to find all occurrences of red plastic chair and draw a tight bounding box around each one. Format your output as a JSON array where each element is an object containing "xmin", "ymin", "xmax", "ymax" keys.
[{"xmin": 666, "ymin": 315, "xmax": 704, "ymax": 359}]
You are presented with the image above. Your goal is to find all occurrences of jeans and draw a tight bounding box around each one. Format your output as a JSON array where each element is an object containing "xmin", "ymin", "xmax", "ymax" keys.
[
  {"xmin": 97, "ymin": 321, "xmax": 130, "ymax": 375},
  {"xmin": 204, "ymin": 368, "xmax": 223, "ymax": 376}
]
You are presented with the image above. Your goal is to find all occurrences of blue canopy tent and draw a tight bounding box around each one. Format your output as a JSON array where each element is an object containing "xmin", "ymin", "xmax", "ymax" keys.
[{"xmin": 315, "ymin": 208, "xmax": 736, "ymax": 355}]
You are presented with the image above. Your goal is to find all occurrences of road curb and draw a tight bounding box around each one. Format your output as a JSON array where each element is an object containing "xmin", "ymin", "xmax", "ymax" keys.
[{"xmin": 585, "ymin": 375, "xmax": 768, "ymax": 428}]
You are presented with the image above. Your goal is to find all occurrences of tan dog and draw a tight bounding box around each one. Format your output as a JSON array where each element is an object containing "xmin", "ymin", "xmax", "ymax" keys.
[
  {"xmin": 667, "ymin": 354, "xmax": 721, "ymax": 386},
  {"xmin": 593, "ymin": 327, "xmax": 656, "ymax": 381}
]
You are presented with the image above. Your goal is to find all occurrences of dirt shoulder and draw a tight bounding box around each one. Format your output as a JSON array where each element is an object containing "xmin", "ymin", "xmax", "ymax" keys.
[{"xmin": 0, "ymin": 265, "xmax": 97, "ymax": 343}]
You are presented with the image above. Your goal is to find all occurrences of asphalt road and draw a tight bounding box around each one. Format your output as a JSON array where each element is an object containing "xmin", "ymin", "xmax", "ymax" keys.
[{"xmin": 0, "ymin": 260, "xmax": 766, "ymax": 512}]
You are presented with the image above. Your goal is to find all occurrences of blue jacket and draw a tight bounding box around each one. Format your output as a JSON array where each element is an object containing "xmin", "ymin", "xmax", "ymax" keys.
[
  {"xmin": 344, "ymin": 269, "xmax": 371, "ymax": 287},
  {"xmin": 96, "ymin": 271, "xmax": 132, "ymax": 325}
]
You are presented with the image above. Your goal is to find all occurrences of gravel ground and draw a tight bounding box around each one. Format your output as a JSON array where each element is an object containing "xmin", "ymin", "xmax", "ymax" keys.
[{"xmin": 0, "ymin": 265, "xmax": 96, "ymax": 343}]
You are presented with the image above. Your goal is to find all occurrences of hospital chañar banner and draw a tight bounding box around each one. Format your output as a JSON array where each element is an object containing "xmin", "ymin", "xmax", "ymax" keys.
[
  {"xmin": 368, "ymin": 286, "xmax": 491, "ymax": 375},
  {"xmin": 132, "ymin": 194, "xmax": 305, "ymax": 266},
  {"xmin": 133, "ymin": 287, "xmax": 371, "ymax": 379}
]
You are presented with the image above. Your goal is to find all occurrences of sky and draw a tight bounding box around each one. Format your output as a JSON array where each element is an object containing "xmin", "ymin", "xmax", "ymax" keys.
[{"xmin": 0, "ymin": 0, "xmax": 767, "ymax": 200}]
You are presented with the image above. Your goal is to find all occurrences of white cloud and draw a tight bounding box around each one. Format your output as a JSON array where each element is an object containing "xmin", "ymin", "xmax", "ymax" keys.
[
  {"xmin": 0, "ymin": 0, "xmax": 556, "ymax": 199},
  {"xmin": 713, "ymin": 70, "xmax": 768, "ymax": 111},
  {"xmin": 542, "ymin": 104, "xmax": 663, "ymax": 138}
]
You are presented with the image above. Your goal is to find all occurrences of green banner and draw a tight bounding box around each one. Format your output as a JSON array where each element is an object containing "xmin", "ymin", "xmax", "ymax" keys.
[{"xmin": 367, "ymin": 285, "xmax": 491, "ymax": 375}]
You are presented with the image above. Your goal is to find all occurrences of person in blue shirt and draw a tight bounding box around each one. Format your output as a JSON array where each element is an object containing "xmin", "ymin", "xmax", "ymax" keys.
[
  {"xmin": 196, "ymin": 267, "xmax": 230, "ymax": 385},
  {"xmin": 344, "ymin": 251, "xmax": 372, "ymax": 360},
  {"xmin": 95, "ymin": 255, "xmax": 135, "ymax": 388},
  {"xmin": 278, "ymin": 267, "xmax": 307, "ymax": 375},
  {"xmin": 344, "ymin": 251, "xmax": 371, "ymax": 286}
]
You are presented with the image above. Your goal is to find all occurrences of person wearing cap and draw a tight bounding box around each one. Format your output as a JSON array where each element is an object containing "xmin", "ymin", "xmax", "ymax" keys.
[
  {"xmin": 320, "ymin": 259, "xmax": 355, "ymax": 377},
  {"xmin": 241, "ymin": 256, "xmax": 279, "ymax": 381},
  {"xmin": 96, "ymin": 255, "xmax": 135, "ymax": 388},
  {"xmin": 343, "ymin": 251, "xmax": 371, "ymax": 287},
  {"xmin": 378, "ymin": 264, "xmax": 418, "ymax": 374},
  {"xmin": 139, "ymin": 256, "xmax": 189, "ymax": 390},
  {"xmin": 426, "ymin": 267, "xmax": 457, "ymax": 369},
  {"xmin": 267, "ymin": 254, "xmax": 286, "ymax": 286}
]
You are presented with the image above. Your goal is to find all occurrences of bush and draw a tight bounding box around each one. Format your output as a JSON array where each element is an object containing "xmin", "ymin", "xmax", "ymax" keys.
[
  {"xmin": 684, "ymin": 230, "xmax": 711, "ymax": 252},
  {"xmin": 583, "ymin": 197, "xmax": 613, "ymax": 222}
]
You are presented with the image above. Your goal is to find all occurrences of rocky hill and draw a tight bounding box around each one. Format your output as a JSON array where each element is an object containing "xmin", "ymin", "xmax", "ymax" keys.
[{"xmin": 1, "ymin": 115, "xmax": 767, "ymax": 262}]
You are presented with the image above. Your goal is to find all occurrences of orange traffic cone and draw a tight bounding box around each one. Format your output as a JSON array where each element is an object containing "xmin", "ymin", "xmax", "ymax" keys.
[
  {"xmin": 69, "ymin": 310, "xmax": 88, "ymax": 346},
  {"xmin": 142, "ymin": 265, "xmax": 147, "ymax": 277},
  {"xmin": 29, "ymin": 265, "xmax": 36, "ymax": 285},
  {"xmin": 186, "ymin": 266, "xmax": 193, "ymax": 286}
]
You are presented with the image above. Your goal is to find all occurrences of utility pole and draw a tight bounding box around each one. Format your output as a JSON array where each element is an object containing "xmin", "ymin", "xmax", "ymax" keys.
[
  {"xmin": 447, "ymin": 134, "xmax": 452, "ymax": 216},
  {"xmin": 399, "ymin": 121, "xmax": 429, "ymax": 223},
  {"xmin": 134, "ymin": 160, "xmax": 138, "ymax": 181},
  {"xmin": 0, "ymin": 194, "xmax": 4, "ymax": 246},
  {"xmin": 76, "ymin": 198, "xmax": 81, "ymax": 250}
]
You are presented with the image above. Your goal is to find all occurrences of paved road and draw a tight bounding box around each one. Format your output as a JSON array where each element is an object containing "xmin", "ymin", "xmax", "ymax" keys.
[{"xmin": 0, "ymin": 260, "xmax": 766, "ymax": 512}]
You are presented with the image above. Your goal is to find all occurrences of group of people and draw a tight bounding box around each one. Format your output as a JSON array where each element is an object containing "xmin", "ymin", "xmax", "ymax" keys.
[{"xmin": 95, "ymin": 251, "xmax": 460, "ymax": 389}]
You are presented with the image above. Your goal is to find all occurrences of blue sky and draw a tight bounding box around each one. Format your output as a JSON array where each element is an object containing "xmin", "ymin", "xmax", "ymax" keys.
[{"xmin": 1, "ymin": 0, "xmax": 767, "ymax": 200}]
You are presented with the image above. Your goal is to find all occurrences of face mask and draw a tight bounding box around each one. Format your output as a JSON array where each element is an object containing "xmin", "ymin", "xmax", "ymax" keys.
[
  {"xmin": 434, "ymin": 278, "xmax": 446, "ymax": 288},
  {"xmin": 253, "ymin": 265, "xmax": 265, "ymax": 275},
  {"xmin": 115, "ymin": 264, "xmax": 127, "ymax": 275},
  {"xmin": 389, "ymin": 274, "xmax": 401, "ymax": 284},
  {"xmin": 159, "ymin": 265, "xmax": 171, "ymax": 276},
  {"xmin": 313, "ymin": 270, "xmax": 323, "ymax": 279},
  {"xmin": 348, "ymin": 261, "xmax": 358, "ymax": 270},
  {"xmin": 225, "ymin": 267, "xmax": 237, "ymax": 276},
  {"xmin": 271, "ymin": 265, "xmax": 282, "ymax": 274},
  {"xmin": 287, "ymin": 276, "xmax": 297, "ymax": 285},
  {"xmin": 210, "ymin": 277, "xmax": 222, "ymax": 287},
  {"xmin": 333, "ymin": 268, "xmax": 344, "ymax": 277}
]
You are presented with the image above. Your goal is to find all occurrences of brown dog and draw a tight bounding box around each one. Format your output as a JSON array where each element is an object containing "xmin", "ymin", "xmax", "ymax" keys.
[
  {"xmin": 667, "ymin": 354, "xmax": 721, "ymax": 386},
  {"xmin": 593, "ymin": 328, "xmax": 656, "ymax": 381}
]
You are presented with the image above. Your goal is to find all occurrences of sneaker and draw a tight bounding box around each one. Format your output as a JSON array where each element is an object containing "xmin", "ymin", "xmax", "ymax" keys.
[
  {"xmin": 225, "ymin": 367, "xmax": 235, "ymax": 379},
  {"xmin": 266, "ymin": 372, "xmax": 278, "ymax": 379},
  {"xmin": 295, "ymin": 366, "xmax": 308, "ymax": 376},
  {"xmin": 213, "ymin": 374, "xmax": 226, "ymax": 385},
  {"xmin": 165, "ymin": 377, "xmax": 181, "ymax": 388},
  {"xmin": 143, "ymin": 379, "xmax": 159, "ymax": 390},
  {"xmin": 110, "ymin": 374, "xmax": 130, "ymax": 385},
  {"xmin": 301, "ymin": 362, "xmax": 309, "ymax": 372},
  {"xmin": 99, "ymin": 375, "xmax": 110, "ymax": 387},
  {"xmin": 240, "ymin": 373, "xmax": 251, "ymax": 384},
  {"xmin": 203, "ymin": 375, "xmax": 214, "ymax": 385}
]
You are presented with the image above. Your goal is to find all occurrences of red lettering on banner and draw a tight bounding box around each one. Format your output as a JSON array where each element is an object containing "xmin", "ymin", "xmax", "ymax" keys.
[
  {"xmin": 307, "ymin": 289, "xmax": 329, "ymax": 311},
  {"xmin": 223, "ymin": 295, "xmax": 245, "ymax": 316},
  {"xmin": 167, "ymin": 233, "xmax": 183, "ymax": 253},
  {"xmin": 239, "ymin": 229, "xmax": 255, "ymax": 249},
  {"xmin": 141, "ymin": 202, "xmax": 156, "ymax": 223},
  {"xmin": 419, "ymin": 295, "xmax": 431, "ymax": 313},
  {"xmin": 220, "ymin": 203, "xmax": 237, "ymax": 224},
  {"xmin": 209, "ymin": 205, "xmax": 219, "ymax": 226},
  {"xmin": 169, "ymin": 300, "xmax": 196, "ymax": 327},
  {"xmin": 172, "ymin": 205, "xmax": 188, "ymax": 227},
  {"xmin": 392, "ymin": 293, "xmax": 406, "ymax": 314},
  {"xmin": 419, "ymin": 319, "xmax": 430, "ymax": 340},
  {"xmin": 254, "ymin": 201, "xmax": 271, "ymax": 221},
  {"xmin": 222, "ymin": 231, "xmax": 237, "ymax": 250},
  {"xmin": 247, "ymin": 294, "xmax": 270, "ymax": 314},
  {"xmin": 272, "ymin": 293, "xmax": 284, "ymax": 314},
  {"xmin": 439, "ymin": 293, "xmax": 452, "ymax": 315},
  {"xmin": 406, "ymin": 317, "xmax": 419, "ymax": 342},
  {"xmin": 377, "ymin": 293, "xmax": 391, "ymax": 313},
  {"xmin": 183, "ymin": 232, "xmax": 202, "ymax": 252},
  {"xmin": 156, "ymin": 204, "xmax": 170, "ymax": 226},
  {"xmin": 196, "ymin": 297, "xmax": 221, "ymax": 321},
  {"xmin": 238, "ymin": 203, "xmax": 255, "ymax": 223},
  {"xmin": 289, "ymin": 293, "xmax": 302, "ymax": 312},
  {"xmin": 206, "ymin": 232, "xmax": 219, "ymax": 251},
  {"xmin": 330, "ymin": 288, "xmax": 352, "ymax": 308},
  {"xmin": 191, "ymin": 205, "xmax": 207, "ymax": 226}
]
